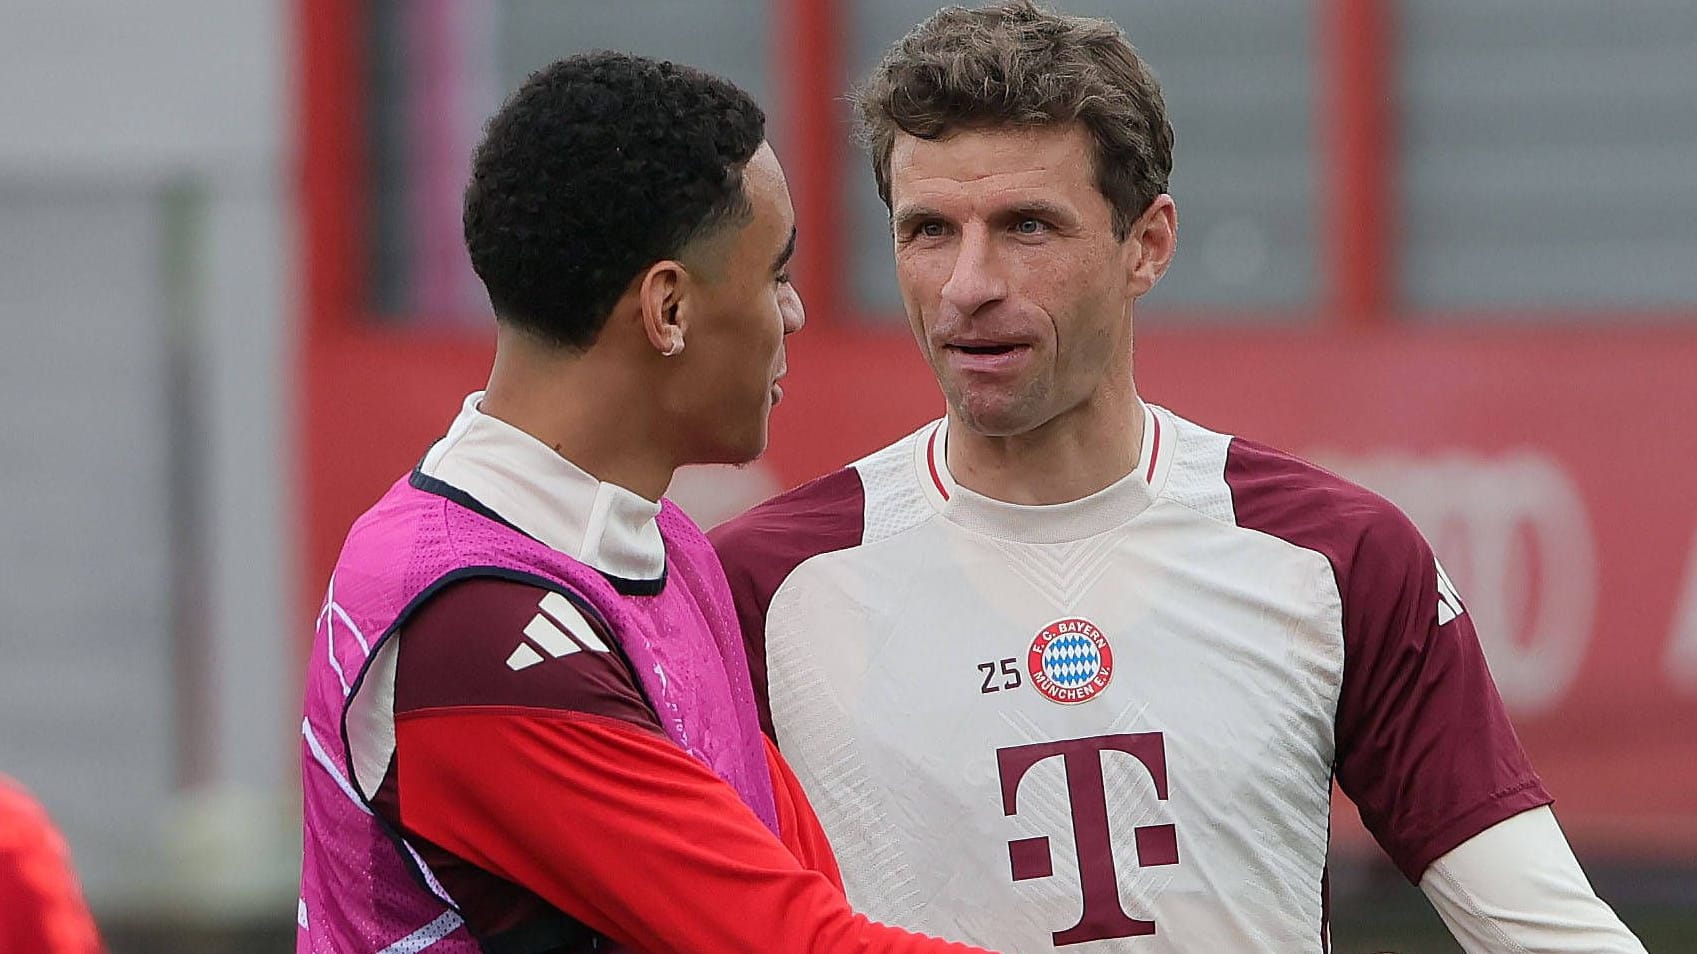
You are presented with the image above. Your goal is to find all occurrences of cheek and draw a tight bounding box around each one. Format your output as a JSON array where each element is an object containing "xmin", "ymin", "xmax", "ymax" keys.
[
  {"xmin": 1055, "ymin": 291, "xmax": 1125, "ymax": 383},
  {"xmin": 1035, "ymin": 242, "xmax": 1116, "ymax": 304},
  {"xmin": 737, "ymin": 292, "xmax": 785, "ymax": 376},
  {"xmin": 1027, "ymin": 254, "xmax": 1122, "ymax": 371},
  {"xmin": 893, "ymin": 252, "xmax": 945, "ymax": 339},
  {"xmin": 893, "ymin": 246, "xmax": 950, "ymax": 298}
]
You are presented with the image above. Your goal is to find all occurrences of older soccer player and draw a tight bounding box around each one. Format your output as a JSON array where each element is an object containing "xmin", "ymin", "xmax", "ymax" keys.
[
  {"xmin": 297, "ymin": 51, "xmax": 993, "ymax": 954},
  {"xmin": 712, "ymin": 3, "xmax": 1647, "ymax": 952}
]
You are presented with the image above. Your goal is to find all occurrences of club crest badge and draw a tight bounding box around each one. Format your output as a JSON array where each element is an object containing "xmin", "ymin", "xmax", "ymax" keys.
[{"xmin": 1028, "ymin": 617, "xmax": 1114, "ymax": 705}]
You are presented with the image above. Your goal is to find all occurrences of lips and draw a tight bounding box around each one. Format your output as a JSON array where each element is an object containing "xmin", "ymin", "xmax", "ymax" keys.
[{"xmin": 941, "ymin": 339, "xmax": 1033, "ymax": 374}]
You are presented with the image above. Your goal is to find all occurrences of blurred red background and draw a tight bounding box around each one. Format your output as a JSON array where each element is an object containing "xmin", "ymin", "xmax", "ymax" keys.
[{"xmin": 298, "ymin": 0, "xmax": 1697, "ymax": 864}]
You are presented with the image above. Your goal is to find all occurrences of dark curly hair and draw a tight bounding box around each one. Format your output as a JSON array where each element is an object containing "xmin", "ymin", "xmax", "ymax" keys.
[
  {"xmin": 464, "ymin": 51, "xmax": 766, "ymax": 349},
  {"xmin": 855, "ymin": 0, "xmax": 1171, "ymax": 240}
]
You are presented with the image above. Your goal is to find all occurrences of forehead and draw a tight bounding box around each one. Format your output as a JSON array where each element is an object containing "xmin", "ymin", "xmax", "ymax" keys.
[
  {"xmin": 741, "ymin": 142, "xmax": 793, "ymax": 227},
  {"xmin": 888, "ymin": 124, "xmax": 1097, "ymax": 210}
]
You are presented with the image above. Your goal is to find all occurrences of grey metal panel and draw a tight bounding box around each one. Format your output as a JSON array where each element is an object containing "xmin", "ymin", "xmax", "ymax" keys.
[
  {"xmin": 1400, "ymin": 0, "xmax": 1697, "ymax": 311},
  {"xmin": 370, "ymin": 0, "xmax": 780, "ymax": 320},
  {"xmin": 845, "ymin": 0, "xmax": 1319, "ymax": 321},
  {"xmin": 498, "ymin": 0, "xmax": 775, "ymax": 108},
  {"xmin": 0, "ymin": 184, "xmax": 176, "ymax": 902}
]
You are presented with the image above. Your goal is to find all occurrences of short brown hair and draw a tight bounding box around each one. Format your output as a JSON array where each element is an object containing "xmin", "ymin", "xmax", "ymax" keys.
[{"xmin": 854, "ymin": 0, "xmax": 1173, "ymax": 239}]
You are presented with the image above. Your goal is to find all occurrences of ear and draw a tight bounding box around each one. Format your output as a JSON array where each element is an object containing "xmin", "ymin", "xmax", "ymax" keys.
[
  {"xmin": 637, "ymin": 260, "xmax": 693, "ymax": 357},
  {"xmin": 1125, "ymin": 194, "xmax": 1178, "ymax": 297}
]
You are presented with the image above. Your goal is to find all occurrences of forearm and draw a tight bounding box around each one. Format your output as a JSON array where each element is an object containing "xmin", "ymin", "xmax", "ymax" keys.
[{"xmin": 1419, "ymin": 806, "xmax": 1646, "ymax": 954}]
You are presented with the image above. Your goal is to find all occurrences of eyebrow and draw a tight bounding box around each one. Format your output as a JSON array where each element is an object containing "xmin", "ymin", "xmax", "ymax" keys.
[
  {"xmin": 1003, "ymin": 200, "xmax": 1075, "ymax": 223},
  {"xmin": 772, "ymin": 226, "xmax": 797, "ymax": 272},
  {"xmin": 891, "ymin": 206, "xmax": 943, "ymax": 233}
]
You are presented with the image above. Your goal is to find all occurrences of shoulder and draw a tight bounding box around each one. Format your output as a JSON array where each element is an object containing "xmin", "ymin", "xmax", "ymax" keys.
[
  {"xmin": 1224, "ymin": 436, "xmax": 1429, "ymax": 581},
  {"xmin": 397, "ymin": 575, "xmax": 659, "ymax": 731},
  {"xmin": 709, "ymin": 467, "xmax": 867, "ymax": 600}
]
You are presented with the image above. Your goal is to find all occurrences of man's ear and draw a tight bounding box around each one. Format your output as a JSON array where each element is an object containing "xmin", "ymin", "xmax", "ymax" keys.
[
  {"xmin": 637, "ymin": 260, "xmax": 693, "ymax": 357},
  {"xmin": 1125, "ymin": 194, "xmax": 1178, "ymax": 296}
]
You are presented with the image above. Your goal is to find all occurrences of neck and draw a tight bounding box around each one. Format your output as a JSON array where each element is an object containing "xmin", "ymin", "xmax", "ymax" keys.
[
  {"xmin": 479, "ymin": 328, "xmax": 677, "ymax": 502},
  {"xmin": 947, "ymin": 380, "xmax": 1144, "ymax": 507}
]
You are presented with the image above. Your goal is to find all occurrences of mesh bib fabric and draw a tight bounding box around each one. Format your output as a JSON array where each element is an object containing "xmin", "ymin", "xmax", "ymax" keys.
[{"xmin": 298, "ymin": 475, "xmax": 776, "ymax": 953}]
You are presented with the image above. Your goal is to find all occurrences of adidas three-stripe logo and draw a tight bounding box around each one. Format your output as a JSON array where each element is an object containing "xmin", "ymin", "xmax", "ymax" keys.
[
  {"xmin": 506, "ymin": 591, "xmax": 609, "ymax": 670},
  {"xmin": 1435, "ymin": 558, "xmax": 1466, "ymax": 626}
]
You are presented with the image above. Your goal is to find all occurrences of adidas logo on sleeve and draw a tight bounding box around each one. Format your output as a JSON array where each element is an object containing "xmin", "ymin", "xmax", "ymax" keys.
[
  {"xmin": 506, "ymin": 591, "xmax": 609, "ymax": 670},
  {"xmin": 1436, "ymin": 558, "xmax": 1466, "ymax": 626}
]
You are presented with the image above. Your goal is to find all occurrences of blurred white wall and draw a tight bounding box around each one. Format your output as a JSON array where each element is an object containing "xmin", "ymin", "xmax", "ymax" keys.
[{"xmin": 0, "ymin": 0, "xmax": 295, "ymax": 918}]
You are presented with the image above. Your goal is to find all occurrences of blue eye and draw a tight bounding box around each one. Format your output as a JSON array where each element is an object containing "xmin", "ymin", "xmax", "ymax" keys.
[
  {"xmin": 919, "ymin": 222, "xmax": 946, "ymax": 238},
  {"xmin": 1015, "ymin": 218, "xmax": 1045, "ymax": 234}
]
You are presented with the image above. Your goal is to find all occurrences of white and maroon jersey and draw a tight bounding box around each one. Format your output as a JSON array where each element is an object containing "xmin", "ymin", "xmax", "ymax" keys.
[{"xmin": 711, "ymin": 403, "xmax": 1551, "ymax": 953}]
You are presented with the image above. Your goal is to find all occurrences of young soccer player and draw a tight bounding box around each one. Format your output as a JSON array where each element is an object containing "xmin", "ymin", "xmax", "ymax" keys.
[
  {"xmin": 711, "ymin": 3, "xmax": 1647, "ymax": 951},
  {"xmin": 297, "ymin": 52, "xmax": 993, "ymax": 954}
]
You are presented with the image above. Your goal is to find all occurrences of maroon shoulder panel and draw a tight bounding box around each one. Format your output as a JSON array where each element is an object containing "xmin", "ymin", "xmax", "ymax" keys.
[
  {"xmin": 393, "ymin": 577, "xmax": 662, "ymax": 733},
  {"xmin": 1225, "ymin": 438, "xmax": 1551, "ymax": 883},
  {"xmin": 708, "ymin": 467, "xmax": 866, "ymax": 738}
]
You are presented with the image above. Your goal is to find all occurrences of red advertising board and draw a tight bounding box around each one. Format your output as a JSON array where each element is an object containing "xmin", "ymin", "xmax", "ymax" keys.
[{"xmin": 302, "ymin": 321, "xmax": 1697, "ymax": 860}]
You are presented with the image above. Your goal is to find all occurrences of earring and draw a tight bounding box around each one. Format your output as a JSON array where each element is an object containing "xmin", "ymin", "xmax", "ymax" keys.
[{"xmin": 663, "ymin": 336, "xmax": 685, "ymax": 357}]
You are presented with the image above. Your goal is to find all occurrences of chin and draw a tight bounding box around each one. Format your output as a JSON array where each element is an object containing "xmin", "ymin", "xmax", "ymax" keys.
[
  {"xmin": 945, "ymin": 380, "xmax": 1053, "ymax": 437},
  {"xmin": 950, "ymin": 399, "xmax": 1046, "ymax": 438},
  {"xmin": 727, "ymin": 436, "xmax": 768, "ymax": 465}
]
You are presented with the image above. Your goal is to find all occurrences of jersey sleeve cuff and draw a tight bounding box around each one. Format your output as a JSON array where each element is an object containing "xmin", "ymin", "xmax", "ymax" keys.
[{"xmin": 1392, "ymin": 777, "xmax": 1553, "ymax": 883}]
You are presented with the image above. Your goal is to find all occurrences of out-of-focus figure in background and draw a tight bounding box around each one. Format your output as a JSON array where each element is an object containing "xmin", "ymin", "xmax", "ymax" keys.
[{"xmin": 0, "ymin": 774, "xmax": 103, "ymax": 954}]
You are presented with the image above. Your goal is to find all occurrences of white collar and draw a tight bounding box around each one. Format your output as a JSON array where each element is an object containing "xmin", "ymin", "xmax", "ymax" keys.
[
  {"xmin": 418, "ymin": 392, "xmax": 666, "ymax": 582},
  {"xmin": 915, "ymin": 401, "xmax": 1172, "ymax": 544}
]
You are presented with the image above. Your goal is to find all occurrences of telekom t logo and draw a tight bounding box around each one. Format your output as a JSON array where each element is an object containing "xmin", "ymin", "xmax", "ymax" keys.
[{"xmin": 997, "ymin": 733, "xmax": 1178, "ymax": 946}]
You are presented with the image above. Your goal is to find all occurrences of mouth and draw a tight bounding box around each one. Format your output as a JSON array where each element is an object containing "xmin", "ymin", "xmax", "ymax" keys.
[
  {"xmin": 950, "ymin": 343, "xmax": 1022, "ymax": 356},
  {"xmin": 770, "ymin": 369, "xmax": 787, "ymax": 406},
  {"xmin": 944, "ymin": 335, "xmax": 1033, "ymax": 355},
  {"xmin": 942, "ymin": 340, "xmax": 1033, "ymax": 373}
]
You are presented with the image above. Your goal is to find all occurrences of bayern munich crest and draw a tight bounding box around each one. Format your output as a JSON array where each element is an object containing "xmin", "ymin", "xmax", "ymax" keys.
[{"xmin": 1027, "ymin": 617, "xmax": 1114, "ymax": 705}]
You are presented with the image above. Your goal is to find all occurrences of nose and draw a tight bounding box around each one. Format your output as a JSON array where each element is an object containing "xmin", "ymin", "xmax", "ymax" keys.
[
  {"xmin": 939, "ymin": 225, "xmax": 1008, "ymax": 318},
  {"xmin": 779, "ymin": 281, "xmax": 805, "ymax": 336}
]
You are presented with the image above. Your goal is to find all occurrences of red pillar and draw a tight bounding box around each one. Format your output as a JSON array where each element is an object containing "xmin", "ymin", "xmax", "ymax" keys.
[
  {"xmin": 1321, "ymin": 0, "xmax": 1396, "ymax": 328},
  {"xmin": 777, "ymin": 0, "xmax": 845, "ymax": 326}
]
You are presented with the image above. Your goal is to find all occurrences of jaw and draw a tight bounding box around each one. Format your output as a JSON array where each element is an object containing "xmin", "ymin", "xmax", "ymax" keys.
[{"xmin": 713, "ymin": 394, "xmax": 775, "ymax": 466}]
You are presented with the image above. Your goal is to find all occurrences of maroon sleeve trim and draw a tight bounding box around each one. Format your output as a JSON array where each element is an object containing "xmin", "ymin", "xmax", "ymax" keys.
[
  {"xmin": 1225, "ymin": 436, "xmax": 1551, "ymax": 883},
  {"xmin": 1396, "ymin": 781, "xmax": 1553, "ymax": 884},
  {"xmin": 709, "ymin": 468, "xmax": 866, "ymax": 737}
]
